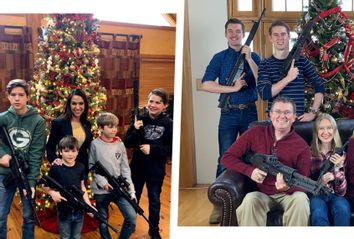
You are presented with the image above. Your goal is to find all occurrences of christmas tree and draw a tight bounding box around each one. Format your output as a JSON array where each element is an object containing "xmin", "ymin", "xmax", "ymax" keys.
[
  {"xmin": 30, "ymin": 14, "xmax": 106, "ymax": 132},
  {"xmin": 297, "ymin": 0, "xmax": 354, "ymax": 118},
  {"xmin": 29, "ymin": 14, "xmax": 105, "ymax": 228}
]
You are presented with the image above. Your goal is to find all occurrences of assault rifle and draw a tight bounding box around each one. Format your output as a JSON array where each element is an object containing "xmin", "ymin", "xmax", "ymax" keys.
[
  {"xmin": 279, "ymin": 20, "xmax": 315, "ymax": 79},
  {"xmin": 90, "ymin": 160, "xmax": 153, "ymax": 228},
  {"xmin": 131, "ymin": 78, "xmax": 144, "ymax": 146},
  {"xmin": 1, "ymin": 126, "xmax": 41, "ymax": 226},
  {"xmin": 218, "ymin": 8, "xmax": 265, "ymax": 112},
  {"xmin": 317, "ymin": 140, "xmax": 349, "ymax": 182},
  {"xmin": 38, "ymin": 175, "xmax": 119, "ymax": 234},
  {"xmin": 245, "ymin": 152, "xmax": 332, "ymax": 195},
  {"xmin": 132, "ymin": 78, "xmax": 140, "ymax": 121}
]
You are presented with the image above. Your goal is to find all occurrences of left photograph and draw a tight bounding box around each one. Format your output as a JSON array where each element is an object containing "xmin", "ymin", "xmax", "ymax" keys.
[{"xmin": 0, "ymin": 13, "xmax": 176, "ymax": 239}]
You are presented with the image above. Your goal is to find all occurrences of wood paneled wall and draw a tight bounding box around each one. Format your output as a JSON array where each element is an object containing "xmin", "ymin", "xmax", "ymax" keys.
[
  {"xmin": 0, "ymin": 14, "xmax": 176, "ymax": 109},
  {"xmin": 179, "ymin": 1, "xmax": 197, "ymax": 188},
  {"xmin": 139, "ymin": 54, "xmax": 175, "ymax": 106}
]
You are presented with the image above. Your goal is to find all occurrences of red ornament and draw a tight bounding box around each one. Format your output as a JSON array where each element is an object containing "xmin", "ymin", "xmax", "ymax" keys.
[{"xmin": 322, "ymin": 52, "xmax": 329, "ymax": 62}]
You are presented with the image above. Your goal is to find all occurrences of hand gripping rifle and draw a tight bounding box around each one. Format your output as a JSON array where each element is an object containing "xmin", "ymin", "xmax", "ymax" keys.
[
  {"xmin": 316, "ymin": 140, "xmax": 349, "ymax": 182},
  {"xmin": 90, "ymin": 160, "xmax": 153, "ymax": 228},
  {"xmin": 38, "ymin": 175, "xmax": 119, "ymax": 233},
  {"xmin": 218, "ymin": 8, "xmax": 265, "ymax": 112},
  {"xmin": 245, "ymin": 152, "xmax": 333, "ymax": 195},
  {"xmin": 1, "ymin": 126, "xmax": 41, "ymax": 226},
  {"xmin": 279, "ymin": 20, "xmax": 315, "ymax": 80}
]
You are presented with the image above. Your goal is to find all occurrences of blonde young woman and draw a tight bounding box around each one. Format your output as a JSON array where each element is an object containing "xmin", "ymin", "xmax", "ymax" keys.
[{"xmin": 309, "ymin": 113, "xmax": 350, "ymax": 226}]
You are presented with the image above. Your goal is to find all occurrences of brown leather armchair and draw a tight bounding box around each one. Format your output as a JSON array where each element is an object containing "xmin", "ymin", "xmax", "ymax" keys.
[{"xmin": 208, "ymin": 119, "xmax": 354, "ymax": 226}]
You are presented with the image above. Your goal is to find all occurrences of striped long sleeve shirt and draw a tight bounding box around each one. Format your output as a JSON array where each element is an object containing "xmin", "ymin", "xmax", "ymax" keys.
[{"xmin": 257, "ymin": 55, "xmax": 325, "ymax": 114}]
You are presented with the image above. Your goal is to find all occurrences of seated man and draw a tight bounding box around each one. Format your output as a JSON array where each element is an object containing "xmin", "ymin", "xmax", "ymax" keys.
[{"xmin": 221, "ymin": 96, "xmax": 310, "ymax": 226}]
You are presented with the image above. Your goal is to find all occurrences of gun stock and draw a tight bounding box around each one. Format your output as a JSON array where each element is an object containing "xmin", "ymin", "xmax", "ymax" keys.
[
  {"xmin": 218, "ymin": 8, "xmax": 265, "ymax": 111},
  {"xmin": 1, "ymin": 126, "xmax": 41, "ymax": 227},
  {"xmin": 90, "ymin": 160, "xmax": 153, "ymax": 228},
  {"xmin": 39, "ymin": 175, "xmax": 119, "ymax": 233}
]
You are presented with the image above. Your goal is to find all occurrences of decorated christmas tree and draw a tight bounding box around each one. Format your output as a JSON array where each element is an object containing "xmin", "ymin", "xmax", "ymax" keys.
[
  {"xmin": 29, "ymin": 14, "xmax": 105, "ymax": 229},
  {"xmin": 30, "ymin": 14, "xmax": 106, "ymax": 132},
  {"xmin": 297, "ymin": 0, "xmax": 354, "ymax": 118}
]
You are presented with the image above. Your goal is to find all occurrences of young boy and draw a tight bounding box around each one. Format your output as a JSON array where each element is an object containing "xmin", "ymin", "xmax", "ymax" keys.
[
  {"xmin": 89, "ymin": 112, "xmax": 137, "ymax": 239},
  {"xmin": 125, "ymin": 88, "xmax": 173, "ymax": 239},
  {"xmin": 0, "ymin": 79, "xmax": 46, "ymax": 239},
  {"xmin": 44, "ymin": 136, "xmax": 93, "ymax": 239}
]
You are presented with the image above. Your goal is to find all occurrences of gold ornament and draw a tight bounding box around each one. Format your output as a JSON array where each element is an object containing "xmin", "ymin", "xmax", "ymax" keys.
[
  {"xmin": 321, "ymin": 68, "xmax": 328, "ymax": 74},
  {"xmin": 339, "ymin": 77, "xmax": 345, "ymax": 88},
  {"xmin": 330, "ymin": 56, "xmax": 338, "ymax": 64}
]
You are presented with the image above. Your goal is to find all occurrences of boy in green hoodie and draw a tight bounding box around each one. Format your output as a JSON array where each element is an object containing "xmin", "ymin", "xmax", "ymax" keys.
[{"xmin": 0, "ymin": 79, "xmax": 46, "ymax": 239}]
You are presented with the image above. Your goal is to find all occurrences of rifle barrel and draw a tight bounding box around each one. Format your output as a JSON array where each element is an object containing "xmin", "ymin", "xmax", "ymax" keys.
[
  {"xmin": 1, "ymin": 126, "xmax": 41, "ymax": 227},
  {"xmin": 218, "ymin": 8, "xmax": 266, "ymax": 111}
]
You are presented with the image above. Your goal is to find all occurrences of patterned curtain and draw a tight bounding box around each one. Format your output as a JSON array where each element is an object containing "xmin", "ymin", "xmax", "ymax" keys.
[
  {"xmin": 0, "ymin": 26, "xmax": 33, "ymax": 112},
  {"xmin": 98, "ymin": 34, "xmax": 141, "ymax": 139}
]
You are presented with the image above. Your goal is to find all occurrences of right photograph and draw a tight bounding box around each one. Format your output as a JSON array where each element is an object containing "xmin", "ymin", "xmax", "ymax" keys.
[{"xmin": 178, "ymin": 0, "xmax": 354, "ymax": 230}]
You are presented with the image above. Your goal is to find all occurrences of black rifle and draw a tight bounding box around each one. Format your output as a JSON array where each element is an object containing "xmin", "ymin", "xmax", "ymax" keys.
[
  {"xmin": 279, "ymin": 20, "xmax": 315, "ymax": 80},
  {"xmin": 132, "ymin": 78, "xmax": 140, "ymax": 121},
  {"xmin": 317, "ymin": 140, "xmax": 349, "ymax": 182},
  {"xmin": 131, "ymin": 78, "xmax": 144, "ymax": 147},
  {"xmin": 90, "ymin": 160, "xmax": 153, "ymax": 228},
  {"xmin": 218, "ymin": 8, "xmax": 265, "ymax": 111},
  {"xmin": 38, "ymin": 175, "xmax": 119, "ymax": 233},
  {"xmin": 246, "ymin": 152, "xmax": 332, "ymax": 195},
  {"xmin": 1, "ymin": 126, "xmax": 41, "ymax": 226}
]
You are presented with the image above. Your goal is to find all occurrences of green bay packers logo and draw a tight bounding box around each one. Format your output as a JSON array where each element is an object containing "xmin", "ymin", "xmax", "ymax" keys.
[{"xmin": 9, "ymin": 127, "xmax": 31, "ymax": 149}]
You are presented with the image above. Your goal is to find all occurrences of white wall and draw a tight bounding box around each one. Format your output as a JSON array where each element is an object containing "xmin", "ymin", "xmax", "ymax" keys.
[{"xmin": 188, "ymin": 0, "xmax": 227, "ymax": 184}]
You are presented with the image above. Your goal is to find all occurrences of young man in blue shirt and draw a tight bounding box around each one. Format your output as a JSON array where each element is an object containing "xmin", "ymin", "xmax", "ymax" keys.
[{"xmin": 200, "ymin": 18, "xmax": 261, "ymax": 224}]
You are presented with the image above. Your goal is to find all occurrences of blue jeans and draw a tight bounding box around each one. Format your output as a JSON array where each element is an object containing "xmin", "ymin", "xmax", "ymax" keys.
[
  {"xmin": 133, "ymin": 175, "xmax": 163, "ymax": 233},
  {"xmin": 95, "ymin": 193, "xmax": 136, "ymax": 239},
  {"xmin": 310, "ymin": 193, "xmax": 351, "ymax": 226},
  {"xmin": 216, "ymin": 105, "xmax": 258, "ymax": 177},
  {"xmin": 0, "ymin": 175, "xmax": 34, "ymax": 239},
  {"xmin": 57, "ymin": 209, "xmax": 84, "ymax": 239}
]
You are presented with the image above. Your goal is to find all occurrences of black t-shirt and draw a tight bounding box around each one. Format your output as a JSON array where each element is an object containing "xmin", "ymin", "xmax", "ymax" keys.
[{"xmin": 48, "ymin": 162, "xmax": 85, "ymax": 214}]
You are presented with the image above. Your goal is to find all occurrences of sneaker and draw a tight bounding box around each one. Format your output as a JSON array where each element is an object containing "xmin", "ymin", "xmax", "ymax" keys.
[
  {"xmin": 149, "ymin": 229, "xmax": 162, "ymax": 239},
  {"xmin": 209, "ymin": 206, "xmax": 222, "ymax": 224}
]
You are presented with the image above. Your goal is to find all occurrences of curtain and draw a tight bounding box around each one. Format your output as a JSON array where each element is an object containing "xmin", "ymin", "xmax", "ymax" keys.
[
  {"xmin": 98, "ymin": 34, "xmax": 141, "ymax": 139},
  {"xmin": 0, "ymin": 26, "xmax": 33, "ymax": 112}
]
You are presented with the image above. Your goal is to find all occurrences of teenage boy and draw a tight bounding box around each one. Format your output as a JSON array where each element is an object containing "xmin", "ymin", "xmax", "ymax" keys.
[
  {"xmin": 44, "ymin": 136, "xmax": 94, "ymax": 239},
  {"xmin": 200, "ymin": 18, "xmax": 261, "ymax": 223},
  {"xmin": 89, "ymin": 112, "xmax": 137, "ymax": 239},
  {"xmin": 257, "ymin": 19, "xmax": 324, "ymax": 122},
  {"xmin": 0, "ymin": 79, "xmax": 46, "ymax": 239}
]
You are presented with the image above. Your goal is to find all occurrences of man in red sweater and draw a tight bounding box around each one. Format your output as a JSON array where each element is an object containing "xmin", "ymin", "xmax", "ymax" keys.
[{"xmin": 221, "ymin": 96, "xmax": 311, "ymax": 226}]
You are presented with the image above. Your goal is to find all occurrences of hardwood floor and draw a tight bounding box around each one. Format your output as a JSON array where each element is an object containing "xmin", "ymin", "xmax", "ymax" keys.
[
  {"xmin": 178, "ymin": 186, "xmax": 217, "ymax": 226},
  {"xmin": 6, "ymin": 163, "xmax": 171, "ymax": 239}
]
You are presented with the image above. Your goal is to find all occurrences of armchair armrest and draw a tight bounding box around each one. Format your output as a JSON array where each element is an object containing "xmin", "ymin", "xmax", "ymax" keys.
[{"xmin": 208, "ymin": 169, "xmax": 248, "ymax": 226}]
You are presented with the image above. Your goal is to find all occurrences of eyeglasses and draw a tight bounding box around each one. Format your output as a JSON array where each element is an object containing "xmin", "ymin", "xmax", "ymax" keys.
[{"xmin": 271, "ymin": 109, "xmax": 293, "ymax": 116}]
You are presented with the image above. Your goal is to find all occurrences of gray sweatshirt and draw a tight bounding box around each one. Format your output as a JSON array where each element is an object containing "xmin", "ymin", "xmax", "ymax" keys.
[{"xmin": 89, "ymin": 137, "xmax": 135, "ymax": 197}]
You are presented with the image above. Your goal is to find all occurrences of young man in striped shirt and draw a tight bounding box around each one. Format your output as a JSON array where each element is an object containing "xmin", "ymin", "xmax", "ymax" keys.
[{"xmin": 257, "ymin": 19, "xmax": 324, "ymax": 122}]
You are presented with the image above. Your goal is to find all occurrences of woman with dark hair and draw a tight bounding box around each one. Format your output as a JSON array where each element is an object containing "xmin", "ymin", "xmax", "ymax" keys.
[{"xmin": 46, "ymin": 88, "xmax": 93, "ymax": 176}]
